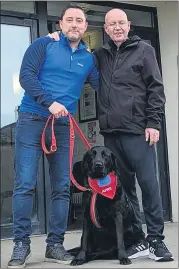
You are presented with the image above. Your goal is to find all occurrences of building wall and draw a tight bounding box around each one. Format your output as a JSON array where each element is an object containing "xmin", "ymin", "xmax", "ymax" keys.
[{"xmin": 157, "ymin": 1, "xmax": 178, "ymax": 222}]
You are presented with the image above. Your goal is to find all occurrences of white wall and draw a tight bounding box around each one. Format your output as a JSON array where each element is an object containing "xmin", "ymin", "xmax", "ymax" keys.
[{"xmin": 157, "ymin": 1, "xmax": 178, "ymax": 222}]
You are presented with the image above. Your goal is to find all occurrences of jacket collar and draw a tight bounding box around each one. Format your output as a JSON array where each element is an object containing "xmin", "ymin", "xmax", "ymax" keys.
[
  {"xmin": 101, "ymin": 37, "xmax": 140, "ymax": 51},
  {"xmin": 60, "ymin": 32, "xmax": 87, "ymax": 50}
]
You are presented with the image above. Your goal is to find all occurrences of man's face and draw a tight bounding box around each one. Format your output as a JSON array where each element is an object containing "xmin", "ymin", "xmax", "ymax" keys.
[
  {"xmin": 104, "ymin": 9, "xmax": 131, "ymax": 43},
  {"xmin": 60, "ymin": 8, "xmax": 88, "ymax": 42}
]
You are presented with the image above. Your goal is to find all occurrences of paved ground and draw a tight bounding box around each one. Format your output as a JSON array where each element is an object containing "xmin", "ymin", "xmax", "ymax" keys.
[{"xmin": 1, "ymin": 223, "xmax": 178, "ymax": 268}]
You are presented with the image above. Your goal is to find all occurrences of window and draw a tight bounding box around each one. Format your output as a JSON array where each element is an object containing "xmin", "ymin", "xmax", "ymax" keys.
[{"xmin": 1, "ymin": 1, "xmax": 35, "ymax": 14}]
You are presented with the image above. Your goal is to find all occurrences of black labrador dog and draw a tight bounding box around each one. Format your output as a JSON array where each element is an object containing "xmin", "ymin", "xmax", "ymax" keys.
[{"xmin": 69, "ymin": 146, "xmax": 135, "ymax": 266}]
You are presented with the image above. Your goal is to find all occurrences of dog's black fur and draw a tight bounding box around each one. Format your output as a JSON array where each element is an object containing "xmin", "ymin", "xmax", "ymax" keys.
[{"xmin": 69, "ymin": 146, "xmax": 135, "ymax": 266}]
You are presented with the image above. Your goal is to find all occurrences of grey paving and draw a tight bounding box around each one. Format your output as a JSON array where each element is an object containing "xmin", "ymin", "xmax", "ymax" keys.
[{"xmin": 1, "ymin": 223, "xmax": 178, "ymax": 268}]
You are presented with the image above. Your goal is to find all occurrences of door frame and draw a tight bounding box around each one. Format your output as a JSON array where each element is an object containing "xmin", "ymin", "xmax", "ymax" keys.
[{"xmin": 0, "ymin": 16, "xmax": 46, "ymax": 239}]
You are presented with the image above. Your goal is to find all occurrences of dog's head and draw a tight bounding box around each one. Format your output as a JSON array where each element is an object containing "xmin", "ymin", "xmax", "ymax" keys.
[{"xmin": 81, "ymin": 146, "xmax": 118, "ymax": 179}]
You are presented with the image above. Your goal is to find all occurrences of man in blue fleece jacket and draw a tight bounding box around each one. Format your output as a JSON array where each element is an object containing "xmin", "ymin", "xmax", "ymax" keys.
[{"xmin": 8, "ymin": 4, "xmax": 99, "ymax": 268}]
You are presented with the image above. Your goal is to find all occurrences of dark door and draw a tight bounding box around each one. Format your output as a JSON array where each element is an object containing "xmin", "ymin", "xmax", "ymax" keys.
[
  {"xmin": 103, "ymin": 26, "xmax": 171, "ymax": 221},
  {"xmin": 1, "ymin": 16, "xmax": 46, "ymax": 239}
]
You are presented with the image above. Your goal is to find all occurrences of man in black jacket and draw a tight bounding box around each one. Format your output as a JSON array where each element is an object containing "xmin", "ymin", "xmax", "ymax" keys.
[
  {"xmin": 93, "ymin": 8, "xmax": 173, "ymax": 262},
  {"xmin": 48, "ymin": 7, "xmax": 173, "ymax": 262}
]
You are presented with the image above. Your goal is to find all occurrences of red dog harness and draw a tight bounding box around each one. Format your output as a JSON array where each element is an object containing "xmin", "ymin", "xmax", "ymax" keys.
[{"xmin": 41, "ymin": 114, "xmax": 117, "ymax": 228}]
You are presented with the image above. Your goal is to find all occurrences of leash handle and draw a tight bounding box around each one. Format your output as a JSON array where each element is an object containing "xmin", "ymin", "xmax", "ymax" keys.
[{"xmin": 41, "ymin": 114, "xmax": 57, "ymax": 154}]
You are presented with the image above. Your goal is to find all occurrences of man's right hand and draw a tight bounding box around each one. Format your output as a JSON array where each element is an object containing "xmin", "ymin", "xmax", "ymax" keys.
[
  {"xmin": 49, "ymin": 101, "xmax": 68, "ymax": 118},
  {"xmin": 47, "ymin": 31, "xmax": 60, "ymax": 41},
  {"xmin": 145, "ymin": 128, "xmax": 160, "ymax": 146}
]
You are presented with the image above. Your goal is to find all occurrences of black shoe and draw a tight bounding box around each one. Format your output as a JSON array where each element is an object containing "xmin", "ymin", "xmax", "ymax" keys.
[
  {"xmin": 126, "ymin": 240, "xmax": 149, "ymax": 259},
  {"xmin": 149, "ymin": 239, "xmax": 174, "ymax": 262},
  {"xmin": 45, "ymin": 243, "xmax": 74, "ymax": 265},
  {"xmin": 8, "ymin": 242, "xmax": 31, "ymax": 268}
]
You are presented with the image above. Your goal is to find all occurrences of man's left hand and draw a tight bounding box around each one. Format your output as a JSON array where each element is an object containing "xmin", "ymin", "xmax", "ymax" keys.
[
  {"xmin": 47, "ymin": 31, "xmax": 60, "ymax": 41},
  {"xmin": 145, "ymin": 128, "xmax": 160, "ymax": 146}
]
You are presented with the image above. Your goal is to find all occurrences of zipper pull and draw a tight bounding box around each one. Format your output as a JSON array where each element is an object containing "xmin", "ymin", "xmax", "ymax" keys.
[{"xmin": 71, "ymin": 55, "xmax": 73, "ymax": 60}]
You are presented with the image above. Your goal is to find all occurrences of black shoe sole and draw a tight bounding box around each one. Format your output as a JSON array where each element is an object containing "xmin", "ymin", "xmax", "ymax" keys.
[
  {"xmin": 156, "ymin": 257, "xmax": 174, "ymax": 262},
  {"xmin": 149, "ymin": 252, "xmax": 174, "ymax": 262},
  {"xmin": 44, "ymin": 257, "xmax": 73, "ymax": 265}
]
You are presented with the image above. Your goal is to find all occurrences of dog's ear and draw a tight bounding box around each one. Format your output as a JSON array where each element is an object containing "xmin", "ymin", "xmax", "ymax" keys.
[
  {"xmin": 72, "ymin": 161, "xmax": 84, "ymax": 188},
  {"xmin": 81, "ymin": 150, "xmax": 91, "ymax": 175},
  {"xmin": 111, "ymin": 153, "xmax": 119, "ymax": 174},
  {"xmin": 73, "ymin": 161, "xmax": 83, "ymax": 178}
]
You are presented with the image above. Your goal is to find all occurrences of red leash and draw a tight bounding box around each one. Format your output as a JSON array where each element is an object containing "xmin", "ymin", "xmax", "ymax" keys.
[
  {"xmin": 41, "ymin": 113, "xmax": 102, "ymax": 228},
  {"xmin": 41, "ymin": 114, "xmax": 57, "ymax": 154}
]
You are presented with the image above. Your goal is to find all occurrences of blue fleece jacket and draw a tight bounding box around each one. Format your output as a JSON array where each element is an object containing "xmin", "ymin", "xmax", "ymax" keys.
[{"xmin": 19, "ymin": 33, "xmax": 99, "ymax": 117}]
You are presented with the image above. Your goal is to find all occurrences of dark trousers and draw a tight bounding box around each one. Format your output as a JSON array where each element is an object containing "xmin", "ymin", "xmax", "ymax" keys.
[{"xmin": 104, "ymin": 133, "xmax": 164, "ymax": 242}]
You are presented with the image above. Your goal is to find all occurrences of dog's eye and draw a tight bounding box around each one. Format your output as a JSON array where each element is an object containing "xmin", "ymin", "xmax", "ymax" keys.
[
  {"xmin": 92, "ymin": 150, "xmax": 97, "ymax": 157},
  {"xmin": 101, "ymin": 150, "xmax": 106, "ymax": 158}
]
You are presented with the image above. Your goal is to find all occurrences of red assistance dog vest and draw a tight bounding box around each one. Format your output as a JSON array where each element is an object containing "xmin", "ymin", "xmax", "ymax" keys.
[
  {"xmin": 88, "ymin": 172, "xmax": 117, "ymax": 199},
  {"xmin": 88, "ymin": 172, "xmax": 117, "ymax": 228}
]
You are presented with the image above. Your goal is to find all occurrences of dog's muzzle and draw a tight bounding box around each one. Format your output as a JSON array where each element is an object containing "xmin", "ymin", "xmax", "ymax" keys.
[{"xmin": 91, "ymin": 162, "xmax": 108, "ymax": 178}]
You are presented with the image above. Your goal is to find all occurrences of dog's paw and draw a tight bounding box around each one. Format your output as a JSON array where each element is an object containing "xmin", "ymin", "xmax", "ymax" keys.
[
  {"xmin": 119, "ymin": 257, "xmax": 132, "ymax": 265},
  {"xmin": 70, "ymin": 252, "xmax": 87, "ymax": 266},
  {"xmin": 70, "ymin": 258, "xmax": 86, "ymax": 266}
]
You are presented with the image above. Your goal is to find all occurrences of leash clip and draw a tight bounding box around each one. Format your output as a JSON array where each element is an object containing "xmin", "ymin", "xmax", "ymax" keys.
[
  {"xmin": 51, "ymin": 145, "xmax": 57, "ymax": 152},
  {"xmin": 86, "ymin": 188, "xmax": 92, "ymax": 192}
]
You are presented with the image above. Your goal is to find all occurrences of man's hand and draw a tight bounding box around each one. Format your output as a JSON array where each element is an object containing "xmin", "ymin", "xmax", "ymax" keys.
[
  {"xmin": 49, "ymin": 101, "xmax": 68, "ymax": 118},
  {"xmin": 47, "ymin": 31, "xmax": 60, "ymax": 41},
  {"xmin": 145, "ymin": 128, "xmax": 160, "ymax": 146}
]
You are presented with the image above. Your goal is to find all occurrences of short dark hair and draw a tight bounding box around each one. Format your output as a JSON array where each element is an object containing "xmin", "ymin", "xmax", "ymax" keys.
[{"xmin": 60, "ymin": 3, "xmax": 87, "ymax": 20}]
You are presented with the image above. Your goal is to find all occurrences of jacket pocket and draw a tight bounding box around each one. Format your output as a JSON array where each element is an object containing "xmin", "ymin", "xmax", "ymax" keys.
[
  {"xmin": 119, "ymin": 95, "xmax": 133, "ymax": 123},
  {"xmin": 131, "ymin": 96, "xmax": 136, "ymax": 121}
]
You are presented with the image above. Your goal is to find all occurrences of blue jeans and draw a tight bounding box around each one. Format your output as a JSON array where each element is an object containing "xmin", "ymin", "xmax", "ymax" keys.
[{"xmin": 13, "ymin": 112, "xmax": 70, "ymax": 246}]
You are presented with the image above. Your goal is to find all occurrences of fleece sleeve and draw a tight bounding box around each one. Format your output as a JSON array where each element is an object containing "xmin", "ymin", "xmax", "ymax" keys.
[{"xmin": 19, "ymin": 37, "xmax": 54, "ymax": 108}]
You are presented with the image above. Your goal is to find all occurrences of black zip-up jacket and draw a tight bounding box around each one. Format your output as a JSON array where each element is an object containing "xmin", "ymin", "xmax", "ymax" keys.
[{"xmin": 94, "ymin": 35, "xmax": 166, "ymax": 135}]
